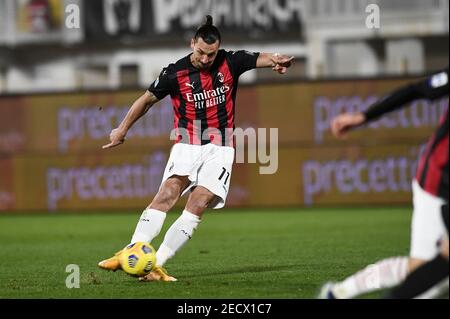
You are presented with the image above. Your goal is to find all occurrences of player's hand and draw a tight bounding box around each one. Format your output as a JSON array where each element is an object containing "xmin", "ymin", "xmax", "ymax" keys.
[
  {"xmin": 102, "ymin": 128, "xmax": 127, "ymax": 149},
  {"xmin": 272, "ymin": 54, "xmax": 294, "ymax": 74},
  {"xmin": 330, "ymin": 113, "xmax": 366, "ymax": 139}
]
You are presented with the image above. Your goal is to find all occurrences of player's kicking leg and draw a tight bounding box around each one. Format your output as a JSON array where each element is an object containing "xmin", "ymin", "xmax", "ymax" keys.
[
  {"xmin": 139, "ymin": 144, "xmax": 234, "ymax": 282},
  {"xmin": 139, "ymin": 186, "xmax": 216, "ymax": 282},
  {"xmin": 97, "ymin": 176, "xmax": 190, "ymax": 272}
]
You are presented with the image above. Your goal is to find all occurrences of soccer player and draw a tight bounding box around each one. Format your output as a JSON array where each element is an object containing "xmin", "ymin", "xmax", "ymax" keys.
[
  {"xmin": 319, "ymin": 68, "xmax": 449, "ymax": 298},
  {"xmin": 383, "ymin": 204, "xmax": 448, "ymax": 299},
  {"xmin": 98, "ymin": 16, "xmax": 294, "ymax": 281}
]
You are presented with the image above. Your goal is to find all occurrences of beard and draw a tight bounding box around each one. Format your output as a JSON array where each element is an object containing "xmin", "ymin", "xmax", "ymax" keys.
[{"xmin": 199, "ymin": 64, "xmax": 211, "ymax": 70}]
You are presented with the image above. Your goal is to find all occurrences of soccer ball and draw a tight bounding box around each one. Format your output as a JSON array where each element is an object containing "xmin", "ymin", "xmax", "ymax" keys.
[{"xmin": 119, "ymin": 242, "xmax": 156, "ymax": 277}]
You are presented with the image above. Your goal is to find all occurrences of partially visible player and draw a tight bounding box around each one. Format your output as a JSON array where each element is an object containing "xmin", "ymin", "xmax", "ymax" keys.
[
  {"xmin": 383, "ymin": 204, "xmax": 448, "ymax": 299},
  {"xmin": 319, "ymin": 68, "xmax": 449, "ymax": 298},
  {"xmin": 98, "ymin": 16, "xmax": 294, "ymax": 281}
]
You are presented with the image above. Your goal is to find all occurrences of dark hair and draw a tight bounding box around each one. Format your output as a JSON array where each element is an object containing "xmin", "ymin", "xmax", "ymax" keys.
[{"xmin": 194, "ymin": 15, "xmax": 221, "ymax": 44}]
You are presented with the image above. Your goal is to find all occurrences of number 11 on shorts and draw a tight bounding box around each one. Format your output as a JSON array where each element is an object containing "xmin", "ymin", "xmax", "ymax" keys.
[{"xmin": 218, "ymin": 167, "xmax": 230, "ymax": 185}]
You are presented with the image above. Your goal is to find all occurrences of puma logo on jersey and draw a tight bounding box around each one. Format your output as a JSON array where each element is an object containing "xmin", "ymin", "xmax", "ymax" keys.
[{"xmin": 185, "ymin": 82, "xmax": 195, "ymax": 89}]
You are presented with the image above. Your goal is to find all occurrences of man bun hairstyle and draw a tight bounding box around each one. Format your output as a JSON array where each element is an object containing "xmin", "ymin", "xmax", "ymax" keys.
[
  {"xmin": 204, "ymin": 15, "xmax": 213, "ymax": 26},
  {"xmin": 194, "ymin": 15, "xmax": 221, "ymax": 44}
]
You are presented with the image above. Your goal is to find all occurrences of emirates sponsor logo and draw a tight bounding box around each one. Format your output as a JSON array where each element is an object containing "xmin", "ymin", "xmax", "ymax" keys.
[{"xmin": 186, "ymin": 85, "xmax": 231, "ymax": 109}]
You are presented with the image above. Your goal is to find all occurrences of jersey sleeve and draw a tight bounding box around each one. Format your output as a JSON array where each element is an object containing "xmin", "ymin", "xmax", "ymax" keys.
[
  {"xmin": 147, "ymin": 67, "xmax": 172, "ymax": 100},
  {"xmin": 364, "ymin": 68, "xmax": 449, "ymax": 122},
  {"xmin": 228, "ymin": 50, "xmax": 260, "ymax": 78}
]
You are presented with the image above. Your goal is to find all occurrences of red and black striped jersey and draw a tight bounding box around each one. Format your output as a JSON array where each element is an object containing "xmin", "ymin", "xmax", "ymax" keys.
[
  {"xmin": 413, "ymin": 70, "xmax": 449, "ymax": 201},
  {"xmin": 416, "ymin": 107, "xmax": 448, "ymax": 201},
  {"xmin": 148, "ymin": 49, "xmax": 260, "ymax": 147}
]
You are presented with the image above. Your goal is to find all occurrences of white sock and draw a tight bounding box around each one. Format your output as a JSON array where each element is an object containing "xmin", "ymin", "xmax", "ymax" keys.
[
  {"xmin": 155, "ymin": 210, "xmax": 201, "ymax": 267},
  {"xmin": 332, "ymin": 256, "xmax": 409, "ymax": 299},
  {"xmin": 130, "ymin": 209, "xmax": 167, "ymax": 244}
]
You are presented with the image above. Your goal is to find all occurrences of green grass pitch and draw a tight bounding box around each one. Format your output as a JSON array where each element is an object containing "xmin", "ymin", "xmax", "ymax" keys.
[{"xmin": 0, "ymin": 208, "xmax": 410, "ymax": 299}]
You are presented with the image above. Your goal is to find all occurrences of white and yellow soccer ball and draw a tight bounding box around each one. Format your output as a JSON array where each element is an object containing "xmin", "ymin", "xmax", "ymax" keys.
[{"xmin": 119, "ymin": 242, "xmax": 156, "ymax": 277}]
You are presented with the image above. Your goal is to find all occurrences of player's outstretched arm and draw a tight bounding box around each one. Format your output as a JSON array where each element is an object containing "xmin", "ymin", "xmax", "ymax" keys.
[
  {"xmin": 330, "ymin": 68, "xmax": 449, "ymax": 139},
  {"xmin": 256, "ymin": 53, "xmax": 294, "ymax": 74},
  {"xmin": 102, "ymin": 91, "xmax": 159, "ymax": 149}
]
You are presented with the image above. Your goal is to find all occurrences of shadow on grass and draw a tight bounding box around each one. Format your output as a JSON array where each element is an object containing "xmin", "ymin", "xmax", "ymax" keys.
[{"xmin": 178, "ymin": 264, "xmax": 300, "ymax": 279}]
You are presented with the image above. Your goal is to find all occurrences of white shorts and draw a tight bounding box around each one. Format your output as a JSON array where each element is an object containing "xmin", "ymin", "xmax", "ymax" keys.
[
  {"xmin": 160, "ymin": 143, "xmax": 235, "ymax": 209},
  {"xmin": 410, "ymin": 180, "xmax": 447, "ymax": 260}
]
